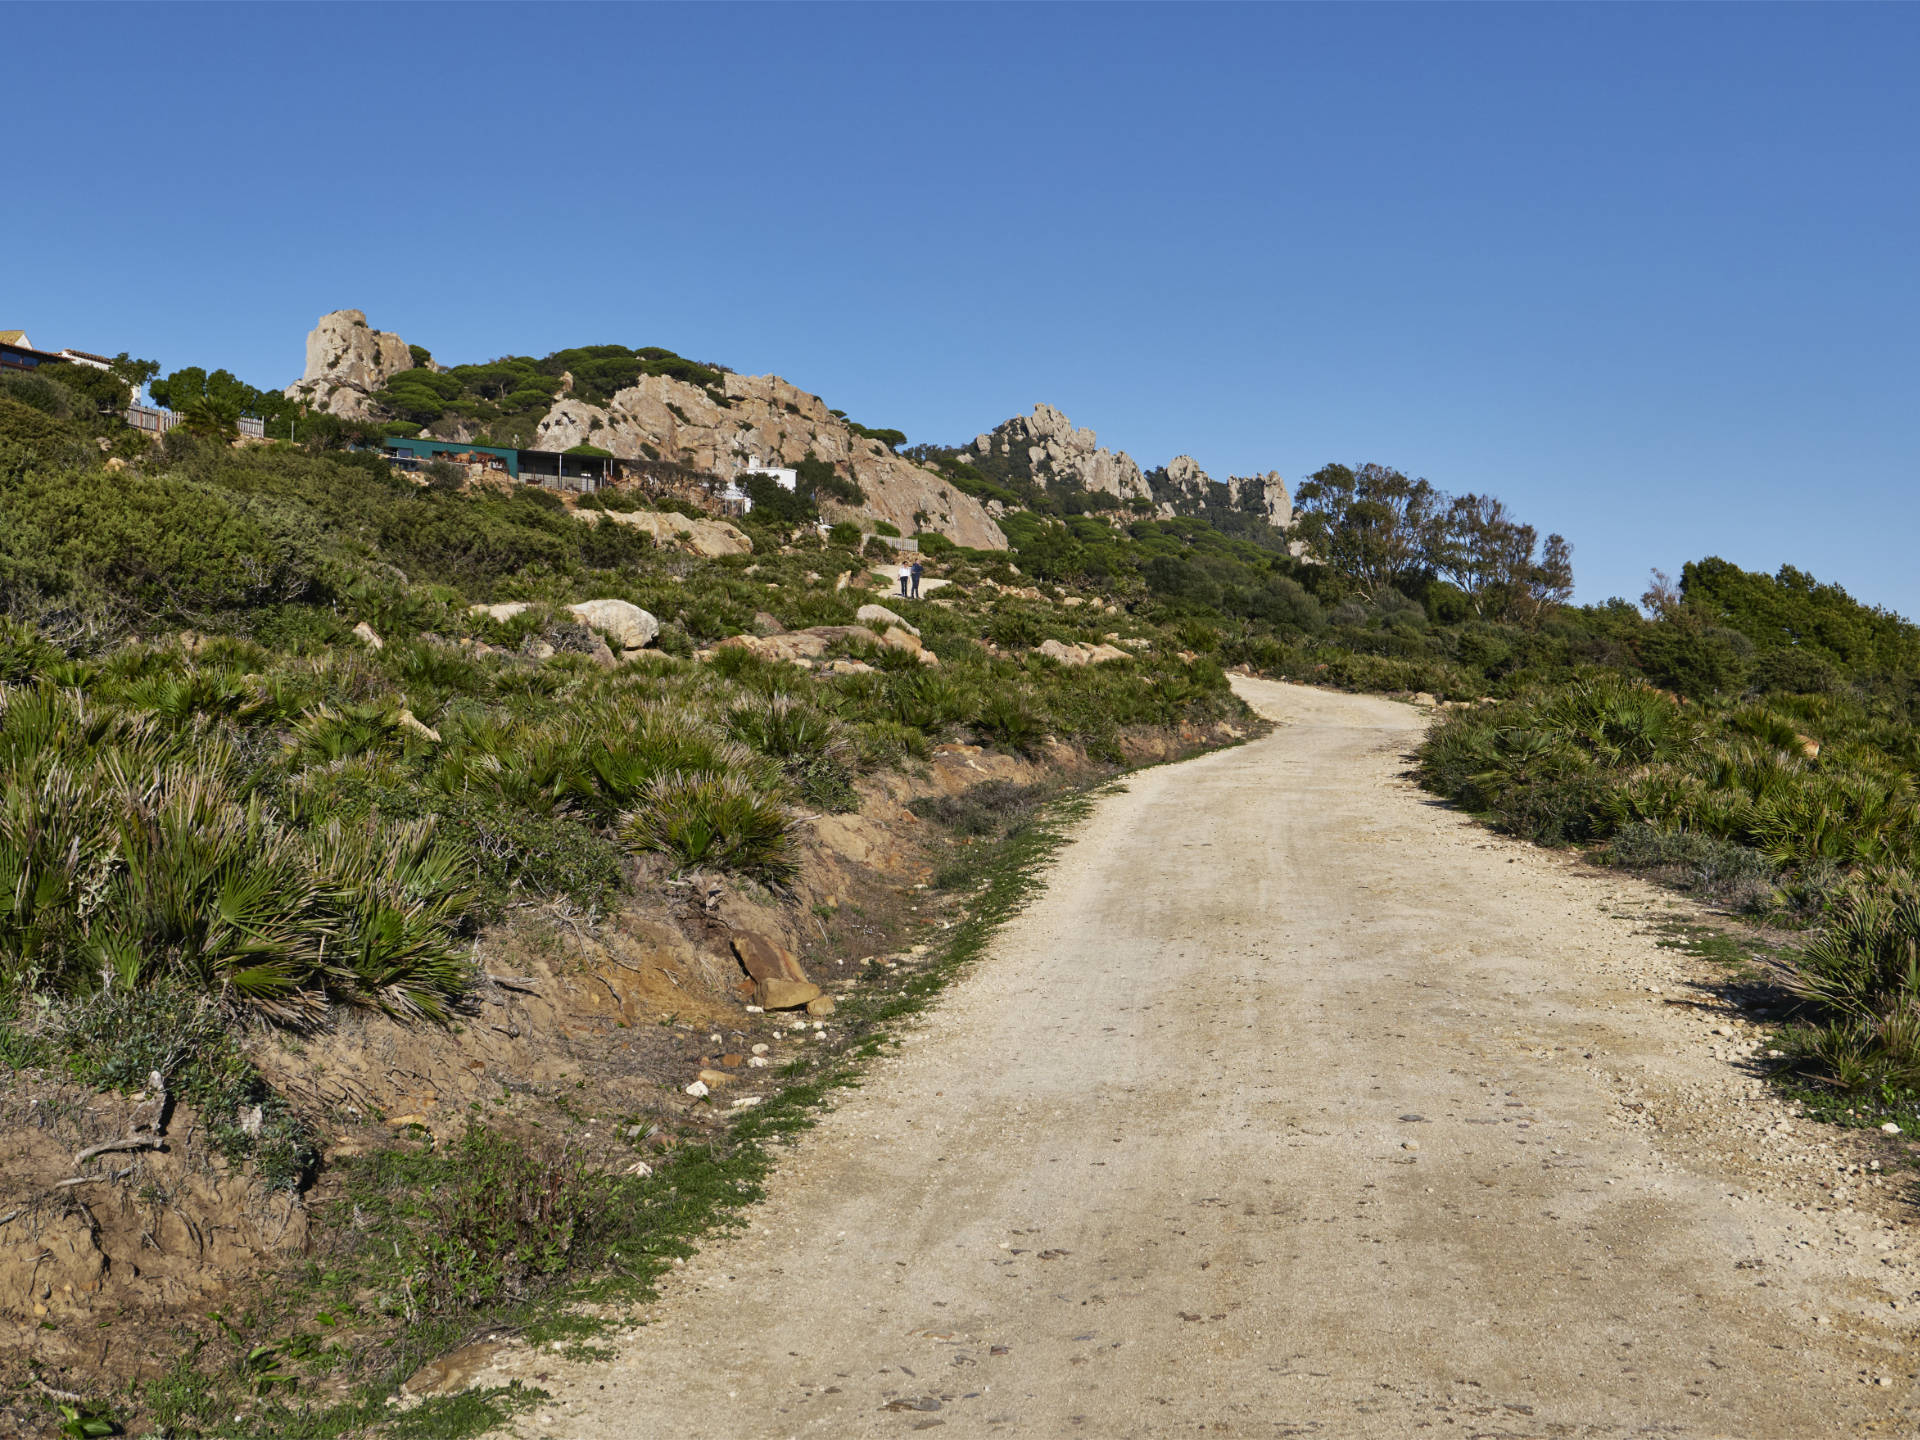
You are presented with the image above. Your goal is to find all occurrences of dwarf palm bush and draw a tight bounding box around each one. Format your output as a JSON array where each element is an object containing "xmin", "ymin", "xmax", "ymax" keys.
[
  {"xmin": 0, "ymin": 681, "xmax": 474, "ymax": 1019},
  {"xmin": 728, "ymin": 695, "xmax": 857, "ymax": 810},
  {"xmin": 976, "ymin": 689, "xmax": 1045, "ymax": 754},
  {"xmin": 727, "ymin": 693, "xmax": 835, "ymax": 759},
  {"xmin": 1788, "ymin": 881, "xmax": 1920, "ymax": 1086},
  {"xmin": 308, "ymin": 817, "xmax": 472, "ymax": 1020},
  {"xmin": 618, "ymin": 770, "xmax": 796, "ymax": 884},
  {"xmin": 887, "ymin": 671, "xmax": 978, "ymax": 734},
  {"xmin": 582, "ymin": 703, "xmax": 767, "ymax": 818}
]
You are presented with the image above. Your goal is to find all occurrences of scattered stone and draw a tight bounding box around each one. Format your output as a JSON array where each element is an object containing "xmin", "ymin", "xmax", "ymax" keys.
[
  {"xmin": 470, "ymin": 600, "xmax": 531, "ymax": 623},
  {"xmin": 1401, "ymin": 1140, "xmax": 1420, "ymax": 1151},
  {"xmin": 588, "ymin": 507, "xmax": 754, "ymax": 557},
  {"xmin": 1036, "ymin": 638, "xmax": 1131, "ymax": 667},
  {"xmin": 807, "ymin": 995, "xmax": 837, "ymax": 1017},
  {"xmin": 1882, "ymin": 1122, "xmax": 1902, "ymax": 1134},
  {"xmin": 731, "ymin": 1096, "xmax": 763, "ymax": 1110},
  {"xmin": 397, "ymin": 708, "xmax": 442, "ymax": 743},
  {"xmin": 759, "ymin": 978, "xmax": 823, "ymax": 1010},
  {"xmin": 880, "ymin": 625, "xmax": 940, "ymax": 666},
  {"xmin": 696, "ymin": 1068, "xmax": 735, "ymax": 1088},
  {"xmin": 857, "ymin": 603, "xmax": 918, "ymax": 635},
  {"xmin": 751, "ymin": 1043, "xmax": 770, "ymax": 1055},
  {"xmin": 567, "ymin": 598, "xmax": 659, "ymax": 652},
  {"xmin": 683, "ymin": 1080, "xmax": 710, "ymax": 1098},
  {"xmin": 352, "ymin": 621, "xmax": 384, "ymax": 650},
  {"xmin": 625, "ymin": 1160, "xmax": 653, "ymax": 1178}
]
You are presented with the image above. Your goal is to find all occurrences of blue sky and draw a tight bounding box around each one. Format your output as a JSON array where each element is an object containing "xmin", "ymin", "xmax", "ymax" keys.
[{"xmin": 10, "ymin": 3, "xmax": 1917, "ymax": 613}]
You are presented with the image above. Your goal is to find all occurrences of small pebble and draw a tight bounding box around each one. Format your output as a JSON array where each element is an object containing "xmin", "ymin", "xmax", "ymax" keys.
[
  {"xmin": 1883, "ymin": 1123, "xmax": 1903, "ymax": 1135},
  {"xmin": 1402, "ymin": 1140, "xmax": 1420, "ymax": 1151}
]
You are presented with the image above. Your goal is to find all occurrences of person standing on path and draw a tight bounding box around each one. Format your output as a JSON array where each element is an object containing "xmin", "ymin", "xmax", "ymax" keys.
[
  {"xmin": 909, "ymin": 559, "xmax": 922, "ymax": 599},
  {"xmin": 898, "ymin": 564, "xmax": 910, "ymax": 599}
]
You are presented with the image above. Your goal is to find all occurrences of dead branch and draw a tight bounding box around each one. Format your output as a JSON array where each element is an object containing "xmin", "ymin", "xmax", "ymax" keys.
[{"xmin": 73, "ymin": 1135, "xmax": 163, "ymax": 1166}]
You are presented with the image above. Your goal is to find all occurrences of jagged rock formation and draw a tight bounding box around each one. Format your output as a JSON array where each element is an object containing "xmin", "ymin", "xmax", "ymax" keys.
[
  {"xmin": 970, "ymin": 404, "xmax": 1153, "ymax": 504},
  {"xmin": 1224, "ymin": 470, "xmax": 1292, "ymax": 530},
  {"xmin": 283, "ymin": 310, "xmax": 414, "ymax": 418},
  {"xmin": 1154, "ymin": 454, "xmax": 1215, "ymax": 516},
  {"xmin": 532, "ymin": 372, "xmax": 1006, "ymax": 550},
  {"xmin": 1149, "ymin": 454, "xmax": 1293, "ymax": 533}
]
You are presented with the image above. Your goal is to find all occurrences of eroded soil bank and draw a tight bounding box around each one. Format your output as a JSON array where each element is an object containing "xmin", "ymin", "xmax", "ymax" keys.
[
  {"xmin": 0, "ymin": 718, "xmax": 1247, "ymax": 1435},
  {"xmin": 470, "ymin": 679, "xmax": 1920, "ymax": 1438}
]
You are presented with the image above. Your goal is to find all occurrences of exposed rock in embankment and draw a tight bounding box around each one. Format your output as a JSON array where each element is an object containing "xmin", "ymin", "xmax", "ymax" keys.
[{"xmin": 283, "ymin": 309, "xmax": 415, "ymax": 418}]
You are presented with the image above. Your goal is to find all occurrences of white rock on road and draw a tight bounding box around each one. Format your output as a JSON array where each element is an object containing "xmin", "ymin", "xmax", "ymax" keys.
[{"xmin": 482, "ymin": 678, "xmax": 1918, "ymax": 1438}]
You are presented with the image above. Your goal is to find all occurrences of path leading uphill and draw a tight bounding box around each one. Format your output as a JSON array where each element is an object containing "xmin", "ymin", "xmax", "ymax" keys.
[{"xmin": 488, "ymin": 678, "xmax": 1920, "ymax": 1437}]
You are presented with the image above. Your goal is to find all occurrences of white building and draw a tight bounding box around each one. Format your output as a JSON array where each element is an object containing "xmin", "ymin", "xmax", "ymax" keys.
[{"xmin": 738, "ymin": 456, "xmax": 797, "ymax": 492}]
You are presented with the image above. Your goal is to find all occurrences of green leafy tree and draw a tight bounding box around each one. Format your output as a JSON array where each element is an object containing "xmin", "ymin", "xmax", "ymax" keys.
[{"xmin": 1291, "ymin": 463, "xmax": 1442, "ymax": 601}]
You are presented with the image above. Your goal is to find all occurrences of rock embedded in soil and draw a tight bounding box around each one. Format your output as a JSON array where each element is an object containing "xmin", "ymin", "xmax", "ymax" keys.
[{"xmin": 759, "ymin": 978, "xmax": 823, "ymax": 1010}]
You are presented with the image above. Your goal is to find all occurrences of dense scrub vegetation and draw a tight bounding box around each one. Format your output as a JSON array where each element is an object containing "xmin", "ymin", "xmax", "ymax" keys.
[
  {"xmin": 12, "ymin": 324, "xmax": 1920, "ymax": 1429},
  {"xmin": 0, "ymin": 389, "xmax": 1240, "ymax": 1064},
  {"xmin": 1412, "ymin": 562, "xmax": 1920, "ymax": 1108},
  {"xmin": 369, "ymin": 343, "xmax": 732, "ymax": 446}
]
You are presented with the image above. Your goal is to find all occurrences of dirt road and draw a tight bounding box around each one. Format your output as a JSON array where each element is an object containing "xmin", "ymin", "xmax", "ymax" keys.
[{"xmin": 487, "ymin": 679, "xmax": 1920, "ymax": 1437}]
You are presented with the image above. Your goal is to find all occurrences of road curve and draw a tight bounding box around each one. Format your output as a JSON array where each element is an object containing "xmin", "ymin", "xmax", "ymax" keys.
[{"xmin": 490, "ymin": 678, "xmax": 1916, "ymax": 1438}]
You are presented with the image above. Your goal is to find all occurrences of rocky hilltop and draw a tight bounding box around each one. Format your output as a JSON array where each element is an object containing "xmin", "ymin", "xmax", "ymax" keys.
[
  {"xmin": 1153, "ymin": 453, "xmax": 1293, "ymax": 529},
  {"xmin": 533, "ymin": 371, "xmax": 1006, "ymax": 550},
  {"xmin": 279, "ymin": 313, "xmax": 1292, "ymax": 551},
  {"xmin": 283, "ymin": 310, "xmax": 415, "ymax": 418},
  {"xmin": 282, "ymin": 311, "xmax": 1006, "ymax": 550},
  {"xmin": 969, "ymin": 403, "xmax": 1154, "ymax": 504}
]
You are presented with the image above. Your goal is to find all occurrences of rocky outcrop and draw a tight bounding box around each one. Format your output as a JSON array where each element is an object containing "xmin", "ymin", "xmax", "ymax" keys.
[
  {"xmin": 567, "ymin": 598, "xmax": 659, "ymax": 652},
  {"xmin": 583, "ymin": 507, "xmax": 754, "ymax": 557},
  {"xmin": 970, "ymin": 404, "xmax": 1152, "ymax": 503},
  {"xmin": 464, "ymin": 598, "xmax": 659, "ymax": 655},
  {"xmin": 532, "ymin": 372, "xmax": 1006, "ymax": 550},
  {"xmin": 712, "ymin": 624, "xmax": 938, "ymax": 668},
  {"xmin": 284, "ymin": 310, "xmax": 414, "ymax": 418},
  {"xmin": 1149, "ymin": 455, "xmax": 1293, "ymax": 533},
  {"xmin": 1155, "ymin": 454, "xmax": 1214, "ymax": 515},
  {"xmin": 1037, "ymin": 638, "xmax": 1131, "ymax": 667},
  {"xmin": 1225, "ymin": 471, "xmax": 1292, "ymax": 529}
]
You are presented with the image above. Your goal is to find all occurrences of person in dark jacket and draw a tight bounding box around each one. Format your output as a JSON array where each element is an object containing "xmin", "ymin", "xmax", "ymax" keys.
[{"xmin": 909, "ymin": 559, "xmax": 923, "ymax": 599}]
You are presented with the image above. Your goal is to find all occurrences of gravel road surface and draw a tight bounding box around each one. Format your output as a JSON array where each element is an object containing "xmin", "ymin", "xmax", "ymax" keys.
[{"xmin": 484, "ymin": 679, "xmax": 1919, "ymax": 1438}]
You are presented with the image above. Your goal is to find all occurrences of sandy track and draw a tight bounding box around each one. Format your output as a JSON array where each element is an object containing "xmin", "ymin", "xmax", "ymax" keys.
[{"xmin": 488, "ymin": 679, "xmax": 1919, "ymax": 1438}]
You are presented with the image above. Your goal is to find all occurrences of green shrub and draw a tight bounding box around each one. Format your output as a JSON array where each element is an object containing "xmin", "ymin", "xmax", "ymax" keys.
[
  {"xmin": 52, "ymin": 982, "xmax": 317, "ymax": 1188},
  {"xmin": 1787, "ymin": 881, "xmax": 1920, "ymax": 1087},
  {"xmin": 618, "ymin": 770, "xmax": 797, "ymax": 883},
  {"xmin": 907, "ymin": 780, "xmax": 1040, "ymax": 836},
  {"xmin": 417, "ymin": 1124, "xmax": 601, "ymax": 1307},
  {"xmin": 0, "ymin": 369, "xmax": 77, "ymax": 418},
  {"xmin": 975, "ymin": 689, "xmax": 1045, "ymax": 754},
  {"xmin": 1605, "ymin": 822, "xmax": 1776, "ymax": 905}
]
